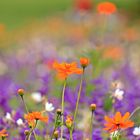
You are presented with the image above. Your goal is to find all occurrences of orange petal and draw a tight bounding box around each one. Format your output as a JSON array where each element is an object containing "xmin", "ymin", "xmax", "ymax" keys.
[
  {"xmin": 115, "ymin": 112, "xmax": 122, "ymax": 123},
  {"xmin": 122, "ymin": 112, "xmax": 130, "ymax": 121}
]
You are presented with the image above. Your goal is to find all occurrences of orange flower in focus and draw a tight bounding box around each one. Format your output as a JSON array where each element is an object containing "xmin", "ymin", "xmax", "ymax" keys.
[
  {"xmin": 0, "ymin": 129, "xmax": 8, "ymax": 137},
  {"xmin": 97, "ymin": 2, "xmax": 116, "ymax": 15},
  {"xmin": 24, "ymin": 112, "xmax": 48, "ymax": 127},
  {"xmin": 103, "ymin": 47, "xmax": 123, "ymax": 60},
  {"xmin": 80, "ymin": 57, "xmax": 90, "ymax": 68},
  {"xmin": 53, "ymin": 61, "xmax": 83, "ymax": 79},
  {"xmin": 104, "ymin": 112, "xmax": 134, "ymax": 133},
  {"xmin": 75, "ymin": 0, "xmax": 92, "ymax": 11}
]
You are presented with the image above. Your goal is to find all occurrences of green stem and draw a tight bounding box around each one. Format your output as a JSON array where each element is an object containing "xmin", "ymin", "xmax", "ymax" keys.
[
  {"xmin": 60, "ymin": 79, "xmax": 67, "ymax": 140},
  {"xmin": 129, "ymin": 106, "xmax": 140, "ymax": 119},
  {"xmin": 73, "ymin": 69, "xmax": 84, "ymax": 124},
  {"xmin": 21, "ymin": 96, "xmax": 29, "ymax": 113},
  {"xmin": 70, "ymin": 129, "xmax": 73, "ymax": 140},
  {"xmin": 90, "ymin": 111, "xmax": 93, "ymax": 140}
]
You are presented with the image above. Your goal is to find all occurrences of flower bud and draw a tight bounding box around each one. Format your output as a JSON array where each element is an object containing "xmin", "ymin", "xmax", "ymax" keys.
[
  {"xmin": 53, "ymin": 130, "xmax": 59, "ymax": 138},
  {"xmin": 65, "ymin": 115, "xmax": 73, "ymax": 129},
  {"xmin": 17, "ymin": 89, "xmax": 25, "ymax": 96},
  {"xmin": 90, "ymin": 104, "xmax": 96, "ymax": 112},
  {"xmin": 80, "ymin": 57, "xmax": 90, "ymax": 68},
  {"xmin": 56, "ymin": 109, "xmax": 62, "ymax": 115},
  {"xmin": 24, "ymin": 130, "xmax": 30, "ymax": 136}
]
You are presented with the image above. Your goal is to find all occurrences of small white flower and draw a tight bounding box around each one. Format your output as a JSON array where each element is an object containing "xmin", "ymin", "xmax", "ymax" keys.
[
  {"xmin": 114, "ymin": 89, "xmax": 124, "ymax": 100},
  {"xmin": 133, "ymin": 127, "xmax": 140, "ymax": 136},
  {"xmin": 45, "ymin": 102, "xmax": 55, "ymax": 112},
  {"xmin": 5, "ymin": 112, "xmax": 12, "ymax": 121},
  {"xmin": 31, "ymin": 92, "xmax": 42, "ymax": 103},
  {"xmin": 16, "ymin": 118, "xmax": 24, "ymax": 126}
]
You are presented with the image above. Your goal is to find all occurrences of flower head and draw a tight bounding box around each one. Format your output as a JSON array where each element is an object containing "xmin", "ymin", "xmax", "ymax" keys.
[
  {"xmin": 0, "ymin": 129, "xmax": 8, "ymax": 137},
  {"xmin": 80, "ymin": 57, "xmax": 90, "ymax": 68},
  {"xmin": 97, "ymin": 2, "xmax": 116, "ymax": 15},
  {"xmin": 17, "ymin": 88, "xmax": 25, "ymax": 96},
  {"xmin": 75, "ymin": 0, "xmax": 92, "ymax": 12},
  {"xmin": 104, "ymin": 112, "xmax": 134, "ymax": 132},
  {"xmin": 114, "ymin": 89, "xmax": 124, "ymax": 101},
  {"xmin": 45, "ymin": 102, "xmax": 55, "ymax": 112},
  {"xmin": 65, "ymin": 115, "xmax": 73, "ymax": 129},
  {"xmin": 53, "ymin": 61, "xmax": 82, "ymax": 79},
  {"xmin": 133, "ymin": 127, "xmax": 140, "ymax": 136},
  {"xmin": 24, "ymin": 112, "xmax": 48, "ymax": 127}
]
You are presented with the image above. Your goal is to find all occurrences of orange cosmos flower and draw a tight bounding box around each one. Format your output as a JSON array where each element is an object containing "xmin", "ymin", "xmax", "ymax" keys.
[
  {"xmin": 104, "ymin": 112, "xmax": 134, "ymax": 133},
  {"xmin": 0, "ymin": 129, "xmax": 8, "ymax": 137},
  {"xmin": 53, "ymin": 61, "xmax": 83, "ymax": 79},
  {"xmin": 75, "ymin": 0, "xmax": 92, "ymax": 11},
  {"xmin": 24, "ymin": 112, "xmax": 48, "ymax": 127},
  {"xmin": 97, "ymin": 2, "xmax": 116, "ymax": 15},
  {"xmin": 80, "ymin": 57, "xmax": 90, "ymax": 68}
]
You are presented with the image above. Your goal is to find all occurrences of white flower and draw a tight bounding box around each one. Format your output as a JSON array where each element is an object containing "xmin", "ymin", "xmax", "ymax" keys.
[
  {"xmin": 5, "ymin": 112, "xmax": 12, "ymax": 121},
  {"xmin": 16, "ymin": 118, "xmax": 24, "ymax": 126},
  {"xmin": 114, "ymin": 89, "xmax": 124, "ymax": 100},
  {"xmin": 133, "ymin": 127, "xmax": 140, "ymax": 136},
  {"xmin": 31, "ymin": 92, "xmax": 42, "ymax": 103},
  {"xmin": 45, "ymin": 102, "xmax": 55, "ymax": 112}
]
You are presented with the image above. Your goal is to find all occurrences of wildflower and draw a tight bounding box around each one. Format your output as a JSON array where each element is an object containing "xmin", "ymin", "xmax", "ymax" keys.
[
  {"xmin": 53, "ymin": 130, "xmax": 59, "ymax": 139},
  {"xmin": 16, "ymin": 118, "xmax": 24, "ymax": 126},
  {"xmin": 24, "ymin": 112, "xmax": 48, "ymax": 127},
  {"xmin": 113, "ymin": 89, "xmax": 124, "ymax": 100},
  {"xmin": 17, "ymin": 88, "xmax": 25, "ymax": 96},
  {"xmin": 45, "ymin": 102, "xmax": 55, "ymax": 112},
  {"xmin": 0, "ymin": 129, "xmax": 8, "ymax": 137},
  {"xmin": 75, "ymin": 0, "xmax": 92, "ymax": 12},
  {"xmin": 80, "ymin": 57, "xmax": 90, "ymax": 68},
  {"xmin": 5, "ymin": 112, "xmax": 12, "ymax": 121},
  {"xmin": 66, "ymin": 115, "xmax": 73, "ymax": 129},
  {"xmin": 104, "ymin": 112, "xmax": 134, "ymax": 132},
  {"xmin": 97, "ymin": 2, "xmax": 116, "ymax": 15},
  {"xmin": 90, "ymin": 104, "xmax": 96, "ymax": 112},
  {"xmin": 133, "ymin": 127, "xmax": 140, "ymax": 136},
  {"xmin": 53, "ymin": 61, "xmax": 82, "ymax": 79},
  {"xmin": 31, "ymin": 92, "xmax": 42, "ymax": 103}
]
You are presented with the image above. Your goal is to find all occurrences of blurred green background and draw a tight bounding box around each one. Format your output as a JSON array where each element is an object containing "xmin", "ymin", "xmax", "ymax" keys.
[{"xmin": 0, "ymin": 0, "xmax": 139, "ymax": 30}]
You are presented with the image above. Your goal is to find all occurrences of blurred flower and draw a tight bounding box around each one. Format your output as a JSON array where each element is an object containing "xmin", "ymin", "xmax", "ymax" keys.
[
  {"xmin": 65, "ymin": 115, "xmax": 73, "ymax": 128},
  {"xmin": 80, "ymin": 57, "xmax": 90, "ymax": 68},
  {"xmin": 103, "ymin": 47, "xmax": 123, "ymax": 60},
  {"xmin": 0, "ymin": 129, "xmax": 8, "ymax": 137},
  {"xmin": 75, "ymin": 0, "xmax": 92, "ymax": 12},
  {"xmin": 133, "ymin": 127, "xmax": 140, "ymax": 136},
  {"xmin": 31, "ymin": 92, "xmax": 42, "ymax": 103},
  {"xmin": 45, "ymin": 102, "xmax": 55, "ymax": 112},
  {"xmin": 97, "ymin": 2, "xmax": 116, "ymax": 15},
  {"xmin": 114, "ymin": 89, "xmax": 124, "ymax": 101},
  {"xmin": 17, "ymin": 89, "xmax": 25, "ymax": 96},
  {"xmin": 24, "ymin": 112, "xmax": 48, "ymax": 127},
  {"xmin": 5, "ymin": 112, "xmax": 12, "ymax": 121},
  {"xmin": 16, "ymin": 118, "xmax": 24, "ymax": 126},
  {"xmin": 104, "ymin": 112, "xmax": 134, "ymax": 132},
  {"xmin": 53, "ymin": 61, "xmax": 82, "ymax": 79}
]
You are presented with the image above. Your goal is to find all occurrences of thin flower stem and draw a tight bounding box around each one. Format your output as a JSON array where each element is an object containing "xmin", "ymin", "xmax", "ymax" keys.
[
  {"xmin": 90, "ymin": 111, "xmax": 94, "ymax": 140},
  {"xmin": 70, "ymin": 129, "xmax": 73, "ymax": 140},
  {"xmin": 73, "ymin": 68, "xmax": 84, "ymax": 124},
  {"xmin": 129, "ymin": 106, "xmax": 140, "ymax": 119},
  {"xmin": 21, "ymin": 96, "xmax": 29, "ymax": 113},
  {"xmin": 60, "ymin": 79, "xmax": 67, "ymax": 140}
]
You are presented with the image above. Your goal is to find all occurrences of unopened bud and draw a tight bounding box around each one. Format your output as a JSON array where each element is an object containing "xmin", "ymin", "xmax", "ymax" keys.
[
  {"xmin": 17, "ymin": 89, "xmax": 25, "ymax": 96},
  {"xmin": 24, "ymin": 130, "xmax": 30, "ymax": 136},
  {"xmin": 56, "ymin": 109, "xmax": 62, "ymax": 115},
  {"xmin": 80, "ymin": 57, "xmax": 90, "ymax": 68},
  {"xmin": 90, "ymin": 104, "xmax": 96, "ymax": 112},
  {"xmin": 54, "ymin": 130, "xmax": 59, "ymax": 138}
]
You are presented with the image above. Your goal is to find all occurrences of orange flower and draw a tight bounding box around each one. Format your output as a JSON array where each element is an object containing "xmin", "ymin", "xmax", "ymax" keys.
[
  {"xmin": 0, "ymin": 129, "xmax": 8, "ymax": 137},
  {"xmin": 80, "ymin": 57, "xmax": 90, "ymax": 68},
  {"xmin": 53, "ymin": 61, "xmax": 83, "ymax": 79},
  {"xmin": 104, "ymin": 112, "xmax": 134, "ymax": 133},
  {"xmin": 97, "ymin": 2, "xmax": 116, "ymax": 15},
  {"xmin": 103, "ymin": 46, "xmax": 123, "ymax": 60},
  {"xmin": 66, "ymin": 115, "xmax": 73, "ymax": 128},
  {"xmin": 75, "ymin": 0, "xmax": 92, "ymax": 11},
  {"xmin": 24, "ymin": 112, "xmax": 48, "ymax": 127}
]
